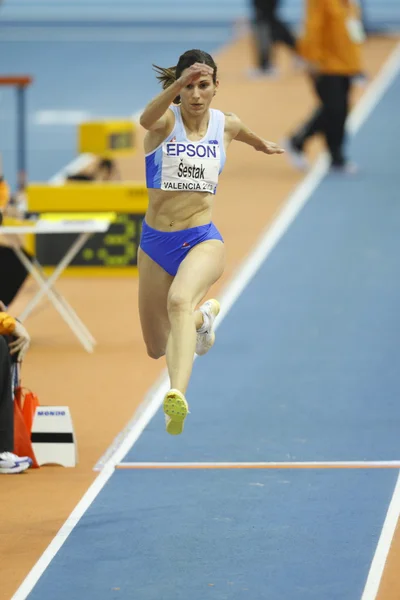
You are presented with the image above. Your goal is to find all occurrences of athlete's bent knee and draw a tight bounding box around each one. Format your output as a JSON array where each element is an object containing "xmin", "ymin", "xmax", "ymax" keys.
[
  {"xmin": 146, "ymin": 345, "xmax": 165, "ymax": 360},
  {"xmin": 167, "ymin": 291, "xmax": 192, "ymax": 315}
]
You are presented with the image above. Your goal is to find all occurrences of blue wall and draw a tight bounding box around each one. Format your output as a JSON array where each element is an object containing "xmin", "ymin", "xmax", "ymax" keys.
[{"xmin": 1, "ymin": 0, "xmax": 400, "ymax": 29}]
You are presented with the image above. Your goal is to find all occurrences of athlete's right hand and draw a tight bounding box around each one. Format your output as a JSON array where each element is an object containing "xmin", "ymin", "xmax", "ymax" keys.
[
  {"xmin": 9, "ymin": 320, "xmax": 31, "ymax": 362},
  {"xmin": 178, "ymin": 63, "xmax": 214, "ymax": 87}
]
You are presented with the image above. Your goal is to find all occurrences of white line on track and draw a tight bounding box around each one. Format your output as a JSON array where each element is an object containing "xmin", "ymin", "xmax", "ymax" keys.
[{"xmin": 114, "ymin": 461, "xmax": 400, "ymax": 470}]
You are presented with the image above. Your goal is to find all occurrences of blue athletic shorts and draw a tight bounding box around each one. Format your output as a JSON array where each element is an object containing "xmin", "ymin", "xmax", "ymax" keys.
[{"xmin": 139, "ymin": 219, "xmax": 223, "ymax": 276}]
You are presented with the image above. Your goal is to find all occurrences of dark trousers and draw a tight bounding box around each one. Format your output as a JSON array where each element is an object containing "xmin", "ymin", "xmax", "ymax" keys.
[
  {"xmin": 0, "ymin": 336, "xmax": 13, "ymax": 453},
  {"xmin": 251, "ymin": 0, "xmax": 296, "ymax": 70},
  {"xmin": 292, "ymin": 74, "xmax": 351, "ymax": 166},
  {"xmin": 0, "ymin": 246, "xmax": 31, "ymax": 306}
]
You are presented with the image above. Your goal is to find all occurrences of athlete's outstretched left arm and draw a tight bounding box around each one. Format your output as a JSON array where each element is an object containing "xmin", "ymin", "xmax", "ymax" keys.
[{"xmin": 224, "ymin": 113, "xmax": 284, "ymax": 155}]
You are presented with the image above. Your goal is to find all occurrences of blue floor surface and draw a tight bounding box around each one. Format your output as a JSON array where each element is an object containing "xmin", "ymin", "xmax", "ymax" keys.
[{"xmin": 26, "ymin": 469, "xmax": 398, "ymax": 600}]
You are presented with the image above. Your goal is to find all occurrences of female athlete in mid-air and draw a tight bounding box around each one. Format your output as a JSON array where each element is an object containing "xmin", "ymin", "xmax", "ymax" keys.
[{"xmin": 139, "ymin": 48, "xmax": 284, "ymax": 435}]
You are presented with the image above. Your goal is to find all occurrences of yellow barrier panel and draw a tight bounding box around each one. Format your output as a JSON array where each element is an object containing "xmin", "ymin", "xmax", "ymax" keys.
[
  {"xmin": 0, "ymin": 216, "xmax": 33, "ymax": 252},
  {"xmin": 28, "ymin": 182, "xmax": 148, "ymax": 213},
  {"xmin": 39, "ymin": 212, "xmax": 118, "ymax": 223},
  {"xmin": 78, "ymin": 120, "xmax": 136, "ymax": 157},
  {"xmin": 26, "ymin": 182, "xmax": 148, "ymax": 277},
  {"xmin": 2, "ymin": 216, "xmax": 34, "ymax": 226}
]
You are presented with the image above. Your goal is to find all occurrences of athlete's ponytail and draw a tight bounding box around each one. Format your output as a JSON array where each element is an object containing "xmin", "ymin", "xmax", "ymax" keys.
[
  {"xmin": 152, "ymin": 65, "xmax": 177, "ymax": 89},
  {"xmin": 152, "ymin": 64, "xmax": 181, "ymax": 104}
]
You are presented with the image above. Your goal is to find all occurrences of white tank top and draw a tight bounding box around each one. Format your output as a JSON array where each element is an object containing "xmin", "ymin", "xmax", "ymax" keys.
[{"xmin": 145, "ymin": 105, "xmax": 226, "ymax": 194}]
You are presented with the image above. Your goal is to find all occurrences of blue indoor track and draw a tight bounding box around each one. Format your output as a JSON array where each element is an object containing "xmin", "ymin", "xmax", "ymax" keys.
[
  {"xmin": 24, "ymin": 469, "xmax": 399, "ymax": 600},
  {"xmin": 2, "ymin": 3, "xmax": 400, "ymax": 598}
]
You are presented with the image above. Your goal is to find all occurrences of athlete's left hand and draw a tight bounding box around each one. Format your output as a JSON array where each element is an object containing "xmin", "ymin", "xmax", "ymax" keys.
[
  {"xmin": 9, "ymin": 320, "xmax": 31, "ymax": 362},
  {"xmin": 257, "ymin": 141, "xmax": 285, "ymax": 155}
]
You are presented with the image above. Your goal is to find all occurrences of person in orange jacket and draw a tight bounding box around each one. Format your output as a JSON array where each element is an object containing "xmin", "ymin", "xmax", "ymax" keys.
[
  {"xmin": 284, "ymin": 0, "xmax": 365, "ymax": 173},
  {"xmin": 0, "ymin": 302, "xmax": 32, "ymax": 473}
]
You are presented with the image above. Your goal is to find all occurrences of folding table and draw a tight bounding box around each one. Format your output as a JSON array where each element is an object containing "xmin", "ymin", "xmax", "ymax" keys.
[{"xmin": 0, "ymin": 212, "xmax": 116, "ymax": 352}]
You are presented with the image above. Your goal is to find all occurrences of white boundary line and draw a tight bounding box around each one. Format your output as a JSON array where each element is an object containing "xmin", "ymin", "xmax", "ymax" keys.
[
  {"xmin": 11, "ymin": 40, "xmax": 400, "ymax": 600},
  {"xmin": 361, "ymin": 473, "xmax": 400, "ymax": 600},
  {"xmin": 115, "ymin": 461, "xmax": 400, "ymax": 469},
  {"xmin": 347, "ymin": 40, "xmax": 400, "ymax": 134}
]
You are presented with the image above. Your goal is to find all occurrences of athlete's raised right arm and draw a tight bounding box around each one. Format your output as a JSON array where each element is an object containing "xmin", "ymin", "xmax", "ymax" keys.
[
  {"xmin": 139, "ymin": 63, "xmax": 214, "ymax": 131},
  {"xmin": 139, "ymin": 82, "xmax": 182, "ymax": 132}
]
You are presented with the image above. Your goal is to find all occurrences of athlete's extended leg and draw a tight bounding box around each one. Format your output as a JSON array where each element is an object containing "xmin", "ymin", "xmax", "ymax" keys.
[
  {"xmin": 163, "ymin": 240, "xmax": 225, "ymax": 434},
  {"xmin": 138, "ymin": 248, "xmax": 174, "ymax": 359},
  {"xmin": 166, "ymin": 239, "xmax": 225, "ymax": 393}
]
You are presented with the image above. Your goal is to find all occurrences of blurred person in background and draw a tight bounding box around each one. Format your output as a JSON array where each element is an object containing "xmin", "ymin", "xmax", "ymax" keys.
[
  {"xmin": 283, "ymin": 0, "xmax": 365, "ymax": 173},
  {"xmin": 66, "ymin": 157, "xmax": 120, "ymax": 182},
  {"xmin": 0, "ymin": 301, "xmax": 32, "ymax": 474},
  {"xmin": 249, "ymin": 0, "xmax": 298, "ymax": 77}
]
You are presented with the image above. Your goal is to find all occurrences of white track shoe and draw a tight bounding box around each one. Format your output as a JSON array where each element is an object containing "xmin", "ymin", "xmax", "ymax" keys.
[
  {"xmin": 0, "ymin": 452, "xmax": 32, "ymax": 474},
  {"xmin": 195, "ymin": 299, "xmax": 221, "ymax": 356}
]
